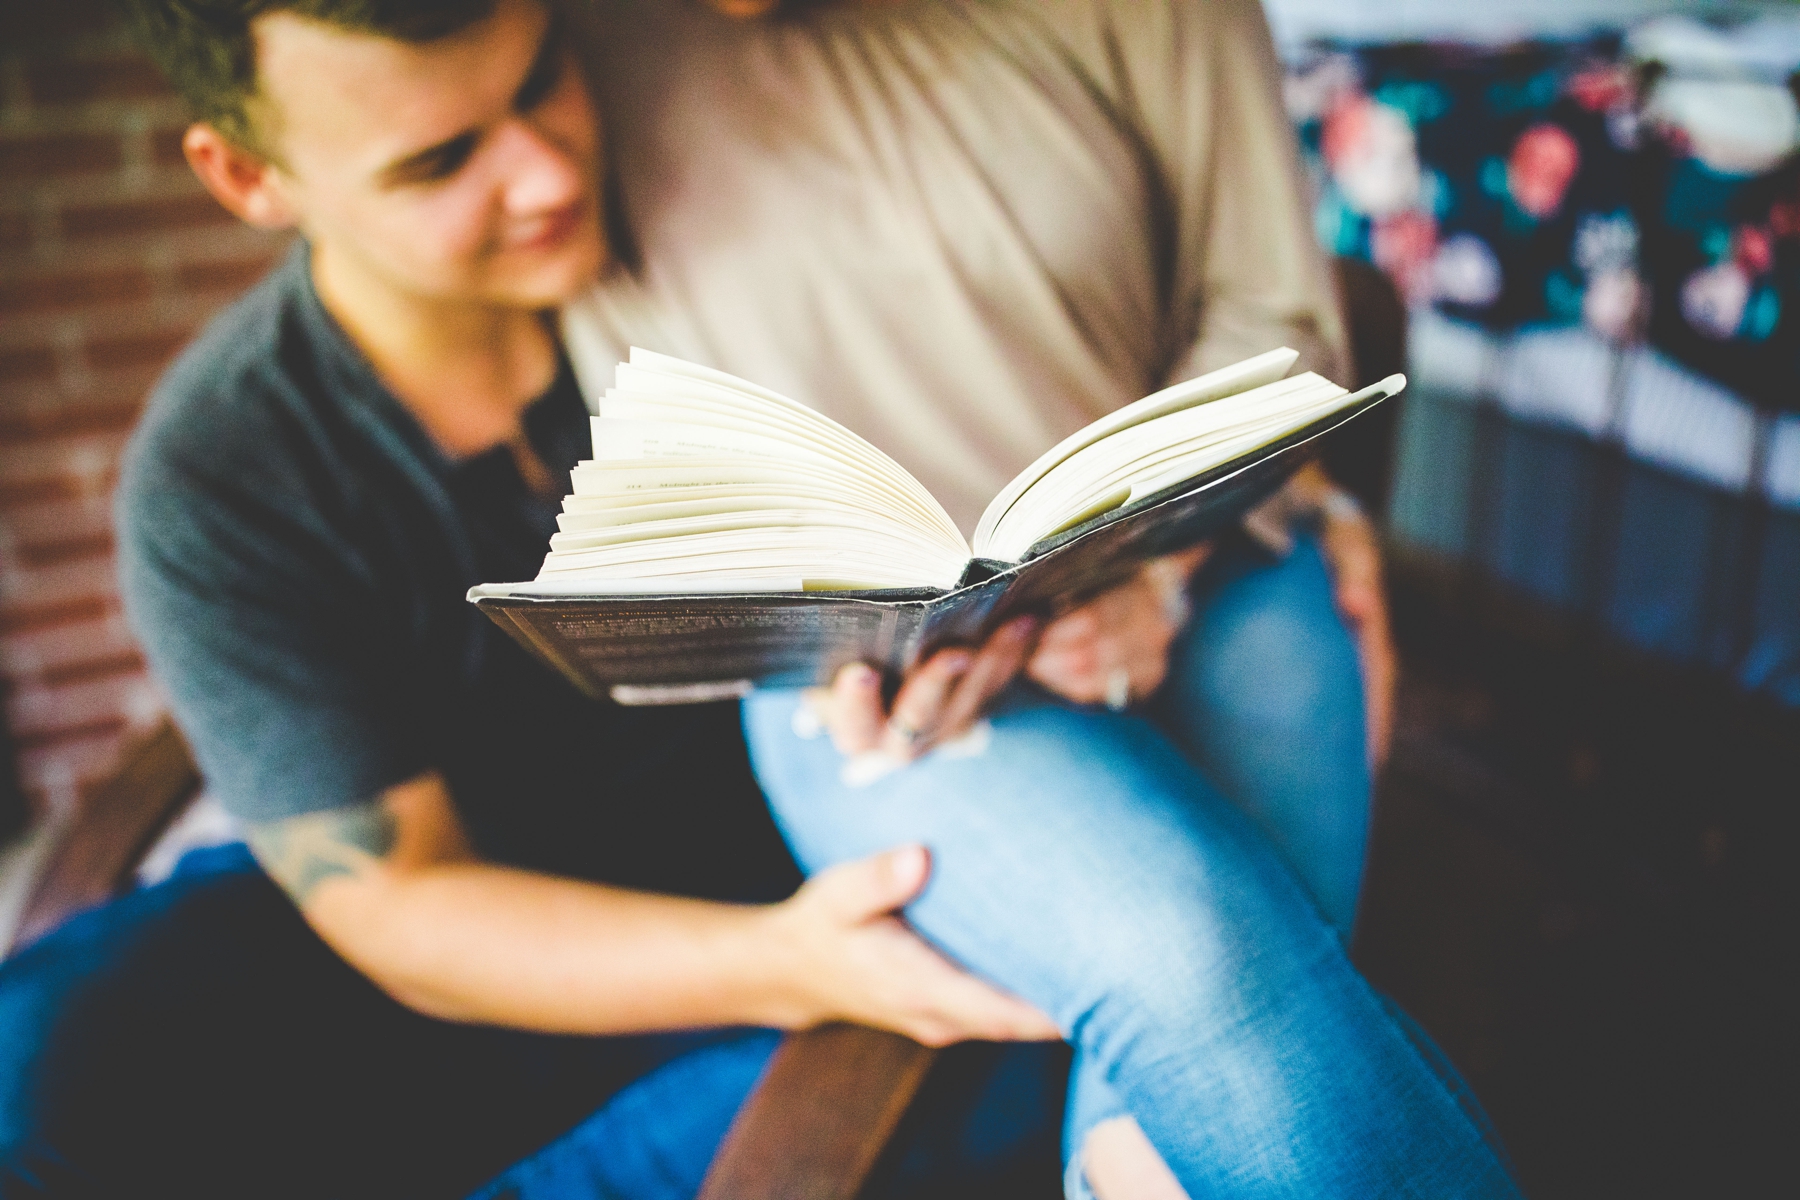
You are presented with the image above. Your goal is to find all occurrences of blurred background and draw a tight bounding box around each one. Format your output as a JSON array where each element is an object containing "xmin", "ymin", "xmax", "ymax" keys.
[{"xmin": 2, "ymin": 1, "xmax": 1795, "ymax": 1195}]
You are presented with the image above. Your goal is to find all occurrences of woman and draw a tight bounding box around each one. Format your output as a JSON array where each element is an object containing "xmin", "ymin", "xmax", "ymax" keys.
[{"xmin": 550, "ymin": 0, "xmax": 1513, "ymax": 1193}]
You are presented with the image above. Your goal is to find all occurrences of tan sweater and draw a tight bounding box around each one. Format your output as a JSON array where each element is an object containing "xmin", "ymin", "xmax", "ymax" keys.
[{"xmin": 564, "ymin": 0, "xmax": 1346, "ymax": 536}]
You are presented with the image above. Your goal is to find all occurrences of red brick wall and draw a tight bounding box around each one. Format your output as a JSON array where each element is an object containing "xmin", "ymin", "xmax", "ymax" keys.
[{"xmin": 1, "ymin": 2, "xmax": 290, "ymax": 818}]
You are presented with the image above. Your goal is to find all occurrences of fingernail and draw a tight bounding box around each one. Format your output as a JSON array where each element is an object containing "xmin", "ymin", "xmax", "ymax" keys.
[
  {"xmin": 939, "ymin": 651, "xmax": 973, "ymax": 674},
  {"xmin": 844, "ymin": 663, "xmax": 879, "ymax": 687},
  {"xmin": 1006, "ymin": 616, "xmax": 1041, "ymax": 639},
  {"xmin": 890, "ymin": 845, "xmax": 926, "ymax": 883},
  {"xmin": 841, "ymin": 752, "xmax": 904, "ymax": 787}
]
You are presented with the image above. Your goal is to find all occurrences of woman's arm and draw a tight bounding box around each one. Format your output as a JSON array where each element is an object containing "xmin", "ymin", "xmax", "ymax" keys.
[{"xmin": 1283, "ymin": 461, "xmax": 1397, "ymax": 766}]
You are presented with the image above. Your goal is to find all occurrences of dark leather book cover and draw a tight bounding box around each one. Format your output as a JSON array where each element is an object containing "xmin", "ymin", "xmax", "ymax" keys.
[{"xmin": 472, "ymin": 390, "xmax": 1386, "ymax": 700}]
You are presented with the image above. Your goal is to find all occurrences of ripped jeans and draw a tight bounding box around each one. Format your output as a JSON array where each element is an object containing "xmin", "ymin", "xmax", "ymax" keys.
[
  {"xmin": 469, "ymin": 535, "xmax": 1516, "ymax": 1199},
  {"xmin": 741, "ymin": 534, "xmax": 1519, "ymax": 1198}
]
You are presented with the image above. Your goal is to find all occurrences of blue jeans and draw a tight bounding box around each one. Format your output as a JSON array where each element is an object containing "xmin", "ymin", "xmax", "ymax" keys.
[
  {"xmin": 480, "ymin": 536, "xmax": 1513, "ymax": 1198},
  {"xmin": 13, "ymin": 536, "xmax": 1490, "ymax": 1198},
  {"xmin": 0, "ymin": 842, "xmax": 776, "ymax": 1199},
  {"xmin": 1150, "ymin": 534, "xmax": 1372, "ymax": 937},
  {"xmin": 0, "ymin": 838, "xmax": 1059, "ymax": 1199},
  {"xmin": 741, "ymin": 535, "xmax": 1520, "ymax": 1198}
]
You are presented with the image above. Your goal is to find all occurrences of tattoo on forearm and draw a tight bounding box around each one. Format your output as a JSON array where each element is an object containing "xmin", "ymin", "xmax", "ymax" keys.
[{"xmin": 246, "ymin": 800, "xmax": 399, "ymax": 904}]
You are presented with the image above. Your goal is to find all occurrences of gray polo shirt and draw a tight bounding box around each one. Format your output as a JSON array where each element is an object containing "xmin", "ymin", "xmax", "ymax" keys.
[{"xmin": 117, "ymin": 243, "xmax": 793, "ymax": 896}]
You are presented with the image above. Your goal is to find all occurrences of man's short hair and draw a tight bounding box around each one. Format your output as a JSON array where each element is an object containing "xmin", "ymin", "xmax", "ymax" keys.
[{"xmin": 118, "ymin": 0, "xmax": 502, "ymax": 155}]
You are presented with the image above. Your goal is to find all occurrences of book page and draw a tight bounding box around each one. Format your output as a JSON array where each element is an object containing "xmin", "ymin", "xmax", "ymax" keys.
[
  {"xmin": 538, "ymin": 525, "xmax": 961, "ymax": 591},
  {"xmin": 591, "ymin": 406, "xmax": 954, "ymax": 536},
  {"xmin": 518, "ymin": 347, "xmax": 1397, "ymax": 599},
  {"xmin": 608, "ymin": 367, "xmax": 919, "ymax": 479},
  {"xmin": 621, "ymin": 349, "xmax": 964, "ymax": 545},
  {"xmin": 971, "ymin": 347, "xmax": 1300, "ymax": 551},
  {"xmin": 980, "ymin": 374, "xmax": 1404, "ymax": 561},
  {"xmin": 549, "ymin": 508, "xmax": 971, "ymax": 566},
  {"xmin": 568, "ymin": 457, "xmax": 952, "ymax": 539},
  {"xmin": 556, "ymin": 485, "xmax": 912, "ymax": 531},
  {"xmin": 536, "ymin": 351, "xmax": 972, "ymax": 591}
]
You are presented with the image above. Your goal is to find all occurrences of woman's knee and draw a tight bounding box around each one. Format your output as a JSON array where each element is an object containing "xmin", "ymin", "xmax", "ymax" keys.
[
  {"xmin": 1167, "ymin": 536, "xmax": 1362, "ymax": 737},
  {"xmin": 1153, "ymin": 538, "xmax": 1371, "ymax": 935},
  {"xmin": 746, "ymin": 691, "xmax": 1339, "ymax": 1020},
  {"xmin": 1042, "ymin": 849, "xmax": 1328, "ymax": 1040}
]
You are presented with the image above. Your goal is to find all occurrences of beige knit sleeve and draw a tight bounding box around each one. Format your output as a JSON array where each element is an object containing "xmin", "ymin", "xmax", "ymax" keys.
[{"xmin": 1043, "ymin": 0, "xmax": 1349, "ymax": 386}]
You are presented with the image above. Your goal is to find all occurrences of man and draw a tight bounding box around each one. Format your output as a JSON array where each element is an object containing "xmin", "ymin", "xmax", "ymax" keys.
[{"xmin": 0, "ymin": 1, "xmax": 1511, "ymax": 1197}]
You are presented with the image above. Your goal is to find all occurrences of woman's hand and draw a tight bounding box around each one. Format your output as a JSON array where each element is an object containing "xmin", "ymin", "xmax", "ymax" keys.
[
  {"xmin": 814, "ymin": 615, "xmax": 1042, "ymax": 760},
  {"xmin": 810, "ymin": 546, "xmax": 1212, "ymax": 760},
  {"xmin": 760, "ymin": 844, "xmax": 1061, "ymax": 1046},
  {"xmin": 1026, "ymin": 545, "xmax": 1212, "ymax": 708}
]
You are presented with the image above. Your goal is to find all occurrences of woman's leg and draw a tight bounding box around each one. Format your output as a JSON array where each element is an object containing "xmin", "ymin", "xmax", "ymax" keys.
[
  {"xmin": 1151, "ymin": 532, "xmax": 1371, "ymax": 937},
  {"xmin": 1068, "ymin": 531, "xmax": 1375, "ymax": 1193},
  {"xmin": 743, "ymin": 691, "xmax": 1518, "ymax": 1199}
]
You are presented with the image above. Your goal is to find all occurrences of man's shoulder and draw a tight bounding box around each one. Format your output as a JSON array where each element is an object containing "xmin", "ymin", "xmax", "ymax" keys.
[{"xmin": 121, "ymin": 244, "xmax": 332, "ymax": 509}]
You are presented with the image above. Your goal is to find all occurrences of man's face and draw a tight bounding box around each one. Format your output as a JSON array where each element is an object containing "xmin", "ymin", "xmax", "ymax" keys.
[{"xmin": 252, "ymin": 0, "xmax": 603, "ymax": 309}]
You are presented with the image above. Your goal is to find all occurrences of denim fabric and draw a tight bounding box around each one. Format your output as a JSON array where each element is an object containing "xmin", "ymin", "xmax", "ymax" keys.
[
  {"xmin": 0, "ymin": 842, "xmax": 1058, "ymax": 1200},
  {"xmin": 1, "ymin": 539, "xmax": 1512, "ymax": 1199},
  {"xmin": 742, "ymin": 535, "xmax": 1520, "ymax": 1198},
  {"xmin": 472, "ymin": 1036, "xmax": 1069, "ymax": 1200},
  {"xmin": 466, "ymin": 1032, "xmax": 782, "ymax": 1200},
  {"xmin": 0, "ymin": 844, "xmax": 751, "ymax": 1200},
  {"xmin": 1152, "ymin": 536, "xmax": 1371, "ymax": 936}
]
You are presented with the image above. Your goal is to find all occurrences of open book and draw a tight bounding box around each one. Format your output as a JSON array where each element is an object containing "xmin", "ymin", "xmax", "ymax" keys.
[{"xmin": 472, "ymin": 348, "xmax": 1402, "ymax": 702}]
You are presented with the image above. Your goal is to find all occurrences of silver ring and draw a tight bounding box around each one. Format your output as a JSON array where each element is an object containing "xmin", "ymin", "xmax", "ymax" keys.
[
  {"xmin": 1321, "ymin": 487, "xmax": 1365, "ymax": 524},
  {"xmin": 888, "ymin": 716, "xmax": 922, "ymax": 745},
  {"xmin": 1104, "ymin": 667, "xmax": 1131, "ymax": 712}
]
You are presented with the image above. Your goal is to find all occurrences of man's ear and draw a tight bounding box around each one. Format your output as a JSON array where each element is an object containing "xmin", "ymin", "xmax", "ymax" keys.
[{"xmin": 182, "ymin": 124, "xmax": 299, "ymax": 229}]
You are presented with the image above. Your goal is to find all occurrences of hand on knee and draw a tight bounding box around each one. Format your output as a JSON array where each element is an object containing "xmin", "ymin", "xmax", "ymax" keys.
[{"xmin": 761, "ymin": 845, "xmax": 1061, "ymax": 1046}]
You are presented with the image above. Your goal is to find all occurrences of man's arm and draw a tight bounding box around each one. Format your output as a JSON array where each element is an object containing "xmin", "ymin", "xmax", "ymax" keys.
[{"xmin": 245, "ymin": 771, "xmax": 1059, "ymax": 1044}]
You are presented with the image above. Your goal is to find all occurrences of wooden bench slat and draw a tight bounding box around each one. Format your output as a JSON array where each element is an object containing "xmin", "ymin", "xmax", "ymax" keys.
[
  {"xmin": 10, "ymin": 718, "xmax": 202, "ymax": 953},
  {"xmin": 698, "ymin": 1023, "xmax": 938, "ymax": 1200}
]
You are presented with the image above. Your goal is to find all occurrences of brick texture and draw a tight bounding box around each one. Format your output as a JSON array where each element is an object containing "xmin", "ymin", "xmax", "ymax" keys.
[{"xmin": 1, "ymin": 3, "xmax": 291, "ymax": 817}]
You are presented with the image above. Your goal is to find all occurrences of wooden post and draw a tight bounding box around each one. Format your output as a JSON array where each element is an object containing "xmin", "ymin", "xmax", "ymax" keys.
[{"xmin": 698, "ymin": 1024, "xmax": 938, "ymax": 1200}]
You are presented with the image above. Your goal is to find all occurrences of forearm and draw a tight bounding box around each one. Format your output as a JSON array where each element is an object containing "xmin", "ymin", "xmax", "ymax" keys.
[
  {"xmin": 252, "ymin": 775, "xmax": 1056, "ymax": 1045},
  {"xmin": 307, "ymin": 860, "xmax": 797, "ymax": 1034},
  {"xmin": 249, "ymin": 774, "xmax": 806, "ymax": 1035}
]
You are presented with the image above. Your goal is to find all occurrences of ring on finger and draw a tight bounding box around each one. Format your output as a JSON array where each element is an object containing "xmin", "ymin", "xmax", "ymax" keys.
[
  {"xmin": 1144, "ymin": 559, "xmax": 1194, "ymax": 626},
  {"xmin": 1104, "ymin": 667, "xmax": 1131, "ymax": 712},
  {"xmin": 888, "ymin": 715, "xmax": 924, "ymax": 746}
]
